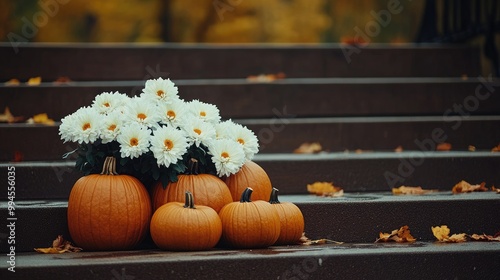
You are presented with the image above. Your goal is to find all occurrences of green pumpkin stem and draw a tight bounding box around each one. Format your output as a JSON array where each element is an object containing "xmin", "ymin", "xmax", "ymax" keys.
[
  {"xmin": 240, "ymin": 188, "xmax": 254, "ymax": 203},
  {"xmin": 187, "ymin": 158, "xmax": 199, "ymax": 175},
  {"xmin": 269, "ymin": 188, "xmax": 280, "ymax": 204},
  {"xmin": 184, "ymin": 191, "xmax": 196, "ymax": 209},
  {"xmin": 100, "ymin": 157, "xmax": 118, "ymax": 175}
]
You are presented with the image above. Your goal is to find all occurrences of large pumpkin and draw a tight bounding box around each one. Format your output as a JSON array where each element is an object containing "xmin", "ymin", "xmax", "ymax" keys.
[
  {"xmin": 152, "ymin": 173, "xmax": 232, "ymax": 213},
  {"xmin": 67, "ymin": 157, "xmax": 152, "ymax": 250},
  {"xmin": 219, "ymin": 187, "xmax": 280, "ymax": 248},
  {"xmin": 269, "ymin": 188, "xmax": 304, "ymax": 245},
  {"xmin": 150, "ymin": 191, "xmax": 222, "ymax": 251},
  {"xmin": 224, "ymin": 160, "xmax": 272, "ymax": 201}
]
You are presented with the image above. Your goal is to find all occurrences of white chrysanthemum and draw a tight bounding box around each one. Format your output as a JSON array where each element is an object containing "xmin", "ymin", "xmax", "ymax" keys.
[
  {"xmin": 230, "ymin": 124, "xmax": 259, "ymax": 160},
  {"xmin": 141, "ymin": 77, "xmax": 179, "ymax": 104},
  {"xmin": 187, "ymin": 99, "xmax": 221, "ymax": 124},
  {"xmin": 59, "ymin": 107, "xmax": 100, "ymax": 144},
  {"xmin": 215, "ymin": 119, "xmax": 240, "ymax": 139},
  {"xmin": 117, "ymin": 123, "xmax": 151, "ymax": 159},
  {"xmin": 157, "ymin": 99, "xmax": 188, "ymax": 128},
  {"xmin": 208, "ymin": 139, "xmax": 246, "ymax": 177},
  {"xmin": 99, "ymin": 111, "xmax": 123, "ymax": 144},
  {"xmin": 92, "ymin": 91, "xmax": 129, "ymax": 115},
  {"xmin": 123, "ymin": 97, "xmax": 161, "ymax": 129},
  {"xmin": 182, "ymin": 117, "xmax": 216, "ymax": 147},
  {"xmin": 150, "ymin": 126, "xmax": 189, "ymax": 167}
]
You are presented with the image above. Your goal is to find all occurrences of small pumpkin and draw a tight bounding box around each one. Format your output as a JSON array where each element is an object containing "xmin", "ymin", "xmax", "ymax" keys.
[
  {"xmin": 67, "ymin": 157, "xmax": 152, "ymax": 250},
  {"xmin": 151, "ymin": 159, "xmax": 232, "ymax": 212},
  {"xmin": 269, "ymin": 188, "xmax": 305, "ymax": 245},
  {"xmin": 224, "ymin": 160, "xmax": 272, "ymax": 201},
  {"xmin": 219, "ymin": 187, "xmax": 280, "ymax": 248},
  {"xmin": 150, "ymin": 191, "xmax": 222, "ymax": 251}
]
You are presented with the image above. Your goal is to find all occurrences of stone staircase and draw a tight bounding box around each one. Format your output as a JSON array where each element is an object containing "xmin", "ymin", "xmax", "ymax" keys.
[{"xmin": 0, "ymin": 43, "xmax": 499, "ymax": 279}]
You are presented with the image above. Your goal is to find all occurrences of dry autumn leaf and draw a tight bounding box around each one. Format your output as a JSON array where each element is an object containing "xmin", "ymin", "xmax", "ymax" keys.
[
  {"xmin": 392, "ymin": 186, "xmax": 438, "ymax": 195},
  {"xmin": 452, "ymin": 180, "xmax": 488, "ymax": 194},
  {"xmin": 436, "ymin": 142, "xmax": 452, "ymax": 151},
  {"xmin": 375, "ymin": 225, "xmax": 416, "ymax": 243},
  {"xmin": 26, "ymin": 113, "xmax": 55, "ymax": 125},
  {"xmin": 394, "ymin": 145, "xmax": 403, "ymax": 153},
  {"xmin": 26, "ymin": 76, "xmax": 42, "ymax": 86},
  {"xmin": 53, "ymin": 76, "xmax": 72, "ymax": 85},
  {"xmin": 492, "ymin": 144, "xmax": 500, "ymax": 152},
  {"xmin": 469, "ymin": 233, "xmax": 500, "ymax": 242},
  {"xmin": 299, "ymin": 233, "xmax": 343, "ymax": 245},
  {"xmin": 431, "ymin": 225, "xmax": 467, "ymax": 243},
  {"xmin": 307, "ymin": 181, "xmax": 344, "ymax": 197},
  {"xmin": 294, "ymin": 142, "xmax": 323, "ymax": 154},
  {"xmin": 468, "ymin": 145, "xmax": 476, "ymax": 152},
  {"xmin": 4, "ymin": 78, "xmax": 20, "ymax": 86},
  {"xmin": 34, "ymin": 235, "xmax": 82, "ymax": 253},
  {"xmin": 0, "ymin": 107, "xmax": 24, "ymax": 123},
  {"xmin": 247, "ymin": 72, "xmax": 285, "ymax": 83}
]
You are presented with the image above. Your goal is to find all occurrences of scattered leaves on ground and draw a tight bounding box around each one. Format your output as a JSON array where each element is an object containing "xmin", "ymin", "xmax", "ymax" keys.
[
  {"xmin": 299, "ymin": 233, "xmax": 343, "ymax": 245},
  {"xmin": 26, "ymin": 113, "xmax": 55, "ymax": 125},
  {"xmin": 392, "ymin": 186, "xmax": 438, "ymax": 195},
  {"xmin": 4, "ymin": 78, "xmax": 20, "ymax": 86},
  {"xmin": 294, "ymin": 142, "xmax": 323, "ymax": 154},
  {"xmin": 375, "ymin": 225, "xmax": 416, "ymax": 243},
  {"xmin": 26, "ymin": 76, "xmax": 42, "ymax": 86},
  {"xmin": 436, "ymin": 142, "xmax": 452, "ymax": 151},
  {"xmin": 34, "ymin": 235, "xmax": 82, "ymax": 253},
  {"xmin": 469, "ymin": 234, "xmax": 500, "ymax": 242},
  {"xmin": 452, "ymin": 180, "xmax": 488, "ymax": 194},
  {"xmin": 247, "ymin": 72, "xmax": 285, "ymax": 82},
  {"xmin": 0, "ymin": 107, "xmax": 24, "ymax": 123},
  {"xmin": 394, "ymin": 145, "xmax": 403, "ymax": 153},
  {"xmin": 431, "ymin": 225, "xmax": 467, "ymax": 243},
  {"xmin": 307, "ymin": 181, "xmax": 344, "ymax": 197}
]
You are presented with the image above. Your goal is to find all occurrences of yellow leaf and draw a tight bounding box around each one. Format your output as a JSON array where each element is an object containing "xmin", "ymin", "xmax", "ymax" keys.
[
  {"xmin": 392, "ymin": 186, "xmax": 438, "ymax": 195},
  {"xmin": 431, "ymin": 225, "xmax": 450, "ymax": 241},
  {"xmin": 34, "ymin": 235, "xmax": 82, "ymax": 254},
  {"xmin": 307, "ymin": 181, "xmax": 343, "ymax": 197},
  {"xmin": 27, "ymin": 76, "xmax": 42, "ymax": 86},
  {"xmin": 376, "ymin": 225, "xmax": 416, "ymax": 243},
  {"xmin": 294, "ymin": 142, "xmax": 323, "ymax": 154},
  {"xmin": 452, "ymin": 180, "xmax": 488, "ymax": 194}
]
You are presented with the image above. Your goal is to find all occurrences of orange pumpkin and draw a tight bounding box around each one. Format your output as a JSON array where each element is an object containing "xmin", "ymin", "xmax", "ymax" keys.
[
  {"xmin": 269, "ymin": 188, "xmax": 305, "ymax": 245},
  {"xmin": 150, "ymin": 191, "xmax": 222, "ymax": 251},
  {"xmin": 152, "ymin": 173, "xmax": 232, "ymax": 213},
  {"xmin": 219, "ymin": 187, "xmax": 280, "ymax": 248},
  {"xmin": 67, "ymin": 157, "xmax": 152, "ymax": 250},
  {"xmin": 224, "ymin": 160, "xmax": 272, "ymax": 201}
]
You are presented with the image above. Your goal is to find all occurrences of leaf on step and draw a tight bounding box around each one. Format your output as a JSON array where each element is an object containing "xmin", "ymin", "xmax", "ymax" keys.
[
  {"xmin": 436, "ymin": 142, "xmax": 452, "ymax": 151},
  {"xmin": 0, "ymin": 107, "xmax": 24, "ymax": 123},
  {"xmin": 34, "ymin": 235, "xmax": 82, "ymax": 253},
  {"xmin": 469, "ymin": 233, "xmax": 500, "ymax": 242},
  {"xmin": 392, "ymin": 186, "xmax": 438, "ymax": 195},
  {"xmin": 53, "ymin": 76, "xmax": 72, "ymax": 85},
  {"xmin": 299, "ymin": 233, "xmax": 343, "ymax": 245},
  {"xmin": 246, "ymin": 72, "xmax": 285, "ymax": 83},
  {"xmin": 394, "ymin": 145, "xmax": 403, "ymax": 153},
  {"xmin": 307, "ymin": 181, "xmax": 344, "ymax": 197},
  {"xmin": 492, "ymin": 144, "xmax": 500, "ymax": 152},
  {"xmin": 294, "ymin": 142, "xmax": 322, "ymax": 154},
  {"xmin": 452, "ymin": 180, "xmax": 488, "ymax": 194},
  {"xmin": 468, "ymin": 145, "xmax": 476, "ymax": 152},
  {"xmin": 375, "ymin": 225, "xmax": 416, "ymax": 243},
  {"xmin": 4, "ymin": 78, "xmax": 20, "ymax": 86},
  {"xmin": 26, "ymin": 113, "xmax": 55, "ymax": 125},
  {"xmin": 431, "ymin": 225, "xmax": 466, "ymax": 243},
  {"xmin": 26, "ymin": 76, "xmax": 42, "ymax": 86},
  {"xmin": 492, "ymin": 186, "xmax": 500, "ymax": 194}
]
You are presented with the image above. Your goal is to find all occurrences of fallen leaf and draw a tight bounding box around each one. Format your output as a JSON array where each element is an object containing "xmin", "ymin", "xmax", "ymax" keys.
[
  {"xmin": 0, "ymin": 107, "xmax": 24, "ymax": 123},
  {"xmin": 468, "ymin": 145, "xmax": 476, "ymax": 152},
  {"xmin": 431, "ymin": 225, "xmax": 466, "ymax": 243},
  {"xmin": 307, "ymin": 181, "xmax": 344, "ymax": 197},
  {"xmin": 35, "ymin": 235, "xmax": 82, "ymax": 253},
  {"xmin": 27, "ymin": 113, "xmax": 55, "ymax": 125},
  {"xmin": 294, "ymin": 142, "xmax": 322, "ymax": 154},
  {"xmin": 469, "ymin": 233, "xmax": 500, "ymax": 242},
  {"xmin": 13, "ymin": 151, "xmax": 23, "ymax": 162},
  {"xmin": 492, "ymin": 186, "xmax": 500, "ymax": 194},
  {"xmin": 452, "ymin": 180, "xmax": 488, "ymax": 194},
  {"xmin": 53, "ymin": 76, "xmax": 72, "ymax": 85},
  {"xmin": 26, "ymin": 76, "xmax": 42, "ymax": 86},
  {"xmin": 246, "ymin": 72, "xmax": 285, "ymax": 83},
  {"xmin": 436, "ymin": 142, "xmax": 452, "ymax": 151},
  {"xmin": 4, "ymin": 78, "xmax": 20, "ymax": 86},
  {"xmin": 394, "ymin": 146, "xmax": 403, "ymax": 153},
  {"xmin": 492, "ymin": 144, "xmax": 500, "ymax": 152},
  {"xmin": 354, "ymin": 149, "xmax": 373, "ymax": 154},
  {"xmin": 392, "ymin": 186, "xmax": 438, "ymax": 195},
  {"xmin": 375, "ymin": 225, "xmax": 416, "ymax": 243},
  {"xmin": 299, "ymin": 233, "xmax": 343, "ymax": 245}
]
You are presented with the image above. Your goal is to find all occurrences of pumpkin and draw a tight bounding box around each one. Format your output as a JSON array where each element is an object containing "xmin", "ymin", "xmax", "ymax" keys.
[
  {"xmin": 224, "ymin": 160, "xmax": 272, "ymax": 201},
  {"xmin": 150, "ymin": 191, "xmax": 222, "ymax": 251},
  {"xmin": 219, "ymin": 187, "xmax": 280, "ymax": 248},
  {"xmin": 151, "ymin": 159, "xmax": 232, "ymax": 213},
  {"xmin": 67, "ymin": 157, "xmax": 152, "ymax": 250},
  {"xmin": 269, "ymin": 188, "xmax": 305, "ymax": 245}
]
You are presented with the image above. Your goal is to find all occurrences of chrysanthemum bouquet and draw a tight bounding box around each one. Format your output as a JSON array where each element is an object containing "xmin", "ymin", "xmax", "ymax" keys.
[{"xmin": 59, "ymin": 77, "xmax": 259, "ymax": 187}]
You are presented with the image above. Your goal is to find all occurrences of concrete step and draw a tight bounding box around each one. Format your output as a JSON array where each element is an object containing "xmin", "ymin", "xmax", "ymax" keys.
[
  {"xmin": 1, "ymin": 152, "xmax": 499, "ymax": 200},
  {"xmin": 1, "ymin": 192, "xmax": 499, "ymax": 253},
  {"xmin": 2, "ymin": 116, "xmax": 500, "ymax": 161},
  {"xmin": 1, "ymin": 43, "xmax": 480, "ymax": 80},
  {"xmin": 1, "ymin": 242, "xmax": 499, "ymax": 279},
  {"xmin": 2, "ymin": 77, "xmax": 499, "ymax": 120}
]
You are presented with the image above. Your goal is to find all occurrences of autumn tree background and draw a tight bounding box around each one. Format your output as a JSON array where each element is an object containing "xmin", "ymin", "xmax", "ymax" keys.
[{"xmin": 0, "ymin": 0, "xmax": 425, "ymax": 44}]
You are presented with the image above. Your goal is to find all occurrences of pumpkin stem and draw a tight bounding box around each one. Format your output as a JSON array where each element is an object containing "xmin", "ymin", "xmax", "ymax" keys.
[
  {"xmin": 269, "ymin": 188, "xmax": 281, "ymax": 204},
  {"xmin": 100, "ymin": 157, "xmax": 118, "ymax": 175},
  {"xmin": 184, "ymin": 191, "xmax": 196, "ymax": 209},
  {"xmin": 188, "ymin": 158, "xmax": 199, "ymax": 175},
  {"xmin": 240, "ymin": 187, "xmax": 254, "ymax": 203}
]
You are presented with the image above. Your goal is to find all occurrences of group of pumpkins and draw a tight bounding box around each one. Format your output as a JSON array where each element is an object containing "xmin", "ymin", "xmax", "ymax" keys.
[{"xmin": 67, "ymin": 156, "xmax": 304, "ymax": 251}]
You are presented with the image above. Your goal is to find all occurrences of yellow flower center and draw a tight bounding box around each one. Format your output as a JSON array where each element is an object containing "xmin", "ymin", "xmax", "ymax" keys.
[
  {"xmin": 237, "ymin": 138, "xmax": 245, "ymax": 145},
  {"xmin": 157, "ymin": 90, "xmax": 164, "ymax": 97},
  {"xmin": 221, "ymin": 152, "xmax": 229, "ymax": 158},
  {"xmin": 200, "ymin": 111, "xmax": 206, "ymax": 117},
  {"xmin": 194, "ymin": 128, "xmax": 202, "ymax": 135},
  {"xmin": 108, "ymin": 124, "xmax": 116, "ymax": 131},
  {"xmin": 103, "ymin": 102, "xmax": 110, "ymax": 107},
  {"xmin": 167, "ymin": 110, "xmax": 176, "ymax": 119},
  {"xmin": 130, "ymin": 138, "xmax": 139, "ymax": 146},
  {"xmin": 82, "ymin": 123, "xmax": 91, "ymax": 131},
  {"xmin": 137, "ymin": 113, "xmax": 147, "ymax": 120},
  {"xmin": 164, "ymin": 139, "xmax": 174, "ymax": 150}
]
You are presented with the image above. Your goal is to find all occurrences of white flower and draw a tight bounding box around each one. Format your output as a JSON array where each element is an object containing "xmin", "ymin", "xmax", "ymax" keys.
[
  {"xmin": 182, "ymin": 117, "xmax": 216, "ymax": 147},
  {"xmin": 215, "ymin": 119, "xmax": 240, "ymax": 139},
  {"xmin": 187, "ymin": 99, "xmax": 221, "ymax": 124},
  {"xmin": 157, "ymin": 99, "xmax": 188, "ymax": 128},
  {"xmin": 117, "ymin": 123, "xmax": 151, "ymax": 159},
  {"xmin": 231, "ymin": 124, "xmax": 259, "ymax": 160},
  {"xmin": 92, "ymin": 91, "xmax": 129, "ymax": 115},
  {"xmin": 100, "ymin": 111, "xmax": 123, "ymax": 144},
  {"xmin": 59, "ymin": 107, "xmax": 100, "ymax": 144},
  {"xmin": 123, "ymin": 97, "xmax": 161, "ymax": 129},
  {"xmin": 141, "ymin": 77, "xmax": 179, "ymax": 104},
  {"xmin": 150, "ymin": 126, "xmax": 189, "ymax": 167},
  {"xmin": 208, "ymin": 139, "xmax": 246, "ymax": 177}
]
